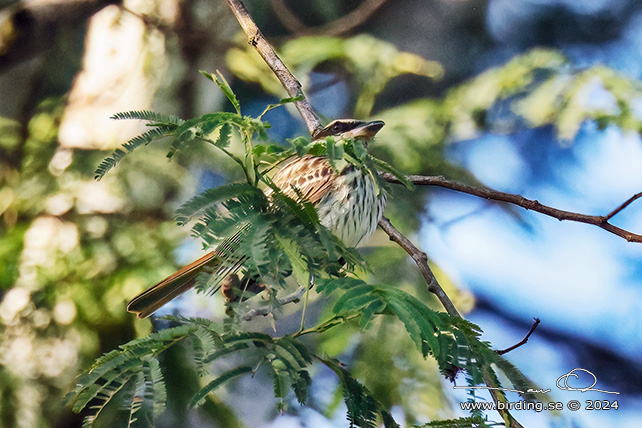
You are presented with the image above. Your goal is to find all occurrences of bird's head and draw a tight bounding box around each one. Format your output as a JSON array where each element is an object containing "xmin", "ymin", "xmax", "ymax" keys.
[{"xmin": 313, "ymin": 119, "xmax": 385, "ymax": 144}]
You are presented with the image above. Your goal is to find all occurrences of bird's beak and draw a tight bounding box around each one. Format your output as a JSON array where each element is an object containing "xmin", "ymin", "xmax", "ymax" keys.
[{"xmin": 344, "ymin": 120, "xmax": 385, "ymax": 140}]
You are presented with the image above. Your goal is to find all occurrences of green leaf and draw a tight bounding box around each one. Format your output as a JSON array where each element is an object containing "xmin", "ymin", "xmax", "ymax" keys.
[
  {"xmin": 175, "ymin": 182, "xmax": 263, "ymax": 225},
  {"xmin": 491, "ymin": 355, "xmax": 541, "ymax": 402},
  {"xmin": 292, "ymin": 370, "xmax": 312, "ymax": 404},
  {"xmin": 190, "ymin": 325, "xmax": 222, "ymax": 374},
  {"xmin": 94, "ymin": 126, "xmax": 175, "ymax": 180},
  {"xmin": 351, "ymin": 139, "xmax": 368, "ymax": 162},
  {"xmin": 274, "ymin": 234, "xmax": 309, "ymax": 286},
  {"xmin": 258, "ymin": 95, "xmax": 304, "ymax": 119},
  {"xmin": 200, "ymin": 70, "xmax": 241, "ymax": 114},
  {"xmin": 268, "ymin": 358, "xmax": 290, "ymax": 401},
  {"xmin": 332, "ymin": 285, "xmax": 380, "ymax": 315},
  {"xmin": 316, "ymin": 277, "xmax": 367, "ymax": 294},
  {"xmin": 110, "ymin": 110, "xmax": 185, "ymax": 126},
  {"xmin": 167, "ymin": 126, "xmax": 197, "ymax": 159},
  {"xmin": 337, "ymin": 368, "xmax": 380, "ymax": 428},
  {"xmin": 80, "ymin": 371, "xmax": 137, "ymax": 427},
  {"xmin": 416, "ymin": 415, "xmax": 489, "ymax": 428},
  {"xmin": 65, "ymin": 324, "xmax": 196, "ymax": 414},
  {"xmin": 202, "ymin": 341, "xmax": 251, "ymax": 364},
  {"xmin": 276, "ymin": 337, "xmax": 313, "ymax": 366},
  {"xmin": 381, "ymin": 410, "xmax": 401, "ymax": 428},
  {"xmin": 325, "ymin": 136, "xmax": 345, "ymax": 172},
  {"xmin": 273, "ymin": 342, "xmax": 307, "ymax": 373},
  {"xmin": 367, "ymin": 155, "xmax": 413, "ymax": 190},
  {"xmin": 189, "ymin": 366, "xmax": 254, "ymax": 408},
  {"xmin": 290, "ymin": 136, "xmax": 312, "ymax": 156},
  {"xmin": 358, "ymin": 299, "xmax": 386, "ymax": 328},
  {"xmin": 145, "ymin": 358, "xmax": 167, "ymax": 417},
  {"xmin": 128, "ymin": 371, "xmax": 154, "ymax": 428}
]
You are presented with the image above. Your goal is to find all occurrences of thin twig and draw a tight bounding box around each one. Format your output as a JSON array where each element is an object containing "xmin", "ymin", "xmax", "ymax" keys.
[
  {"xmin": 604, "ymin": 191, "xmax": 642, "ymax": 221},
  {"xmin": 378, "ymin": 216, "xmax": 460, "ymax": 318},
  {"xmin": 496, "ymin": 318, "xmax": 541, "ymax": 355},
  {"xmin": 242, "ymin": 286, "xmax": 307, "ymax": 321},
  {"xmin": 382, "ymin": 173, "xmax": 642, "ymax": 243},
  {"xmin": 270, "ymin": 0, "xmax": 388, "ymax": 36},
  {"xmin": 225, "ymin": 0, "xmax": 323, "ymax": 137}
]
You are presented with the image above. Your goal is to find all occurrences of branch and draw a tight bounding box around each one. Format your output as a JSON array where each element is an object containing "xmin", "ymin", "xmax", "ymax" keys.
[
  {"xmin": 483, "ymin": 372, "xmax": 525, "ymax": 428},
  {"xmin": 378, "ymin": 217, "xmax": 460, "ymax": 318},
  {"xmin": 378, "ymin": 216, "xmax": 523, "ymax": 428},
  {"xmin": 225, "ymin": 0, "xmax": 323, "ymax": 137},
  {"xmin": 241, "ymin": 286, "xmax": 307, "ymax": 321},
  {"xmin": 496, "ymin": 318, "xmax": 541, "ymax": 355},
  {"xmin": 382, "ymin": 173, "xmax": 642, "ymax": 243},
  {"xmin": 270, "ymin": 0, "xmax": 388, "ymax": 36},
  {"xmin": 604, "ymin": 191, "xmax": 642, "ymax": 221}
]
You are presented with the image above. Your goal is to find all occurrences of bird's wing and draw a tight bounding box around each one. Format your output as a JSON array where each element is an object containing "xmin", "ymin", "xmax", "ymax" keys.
[{"xmin": 270, "ymin": 155, "xmax": 336, "ymax": 204}]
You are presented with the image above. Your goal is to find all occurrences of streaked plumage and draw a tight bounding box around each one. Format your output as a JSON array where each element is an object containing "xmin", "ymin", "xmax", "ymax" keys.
[
  {"xmin": 269, "ymin": 155, "xmax": 386, "ymax": 247},
  {"xmin": 127, "ymin": 119, "xmax": 386, "ymax": 318}
]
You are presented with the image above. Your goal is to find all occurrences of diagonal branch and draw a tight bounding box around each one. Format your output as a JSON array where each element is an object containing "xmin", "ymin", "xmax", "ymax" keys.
[
  {"xmin": 604, "ymin": 191, "xmax": 642, "ymax": 221},
  {"xmin": 270, "ymin": 0, "xmax": 388, "ymax": 36},
  {"xmin": 382, "ymin": 173, "xmax": 642, "ymax": 243},
  {"xmin": 225, "ymin": 0, "xmax": 323, "ymax": 137},
  {"xmin": 496, "ymin": 318, "xmax": 541, "ymax": 356},
  {"xmin": 378, "ymin": 216, "xmax": 460, "ymax": 317},
  {"xmin": 378, "ymin": 215, "xmax": 523, "ymax": 428}
]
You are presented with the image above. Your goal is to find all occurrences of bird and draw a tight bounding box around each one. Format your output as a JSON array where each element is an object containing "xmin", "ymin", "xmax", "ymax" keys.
[{"xmin": 126, "ymin": 119, "xmax": 387, "ymax": 318}]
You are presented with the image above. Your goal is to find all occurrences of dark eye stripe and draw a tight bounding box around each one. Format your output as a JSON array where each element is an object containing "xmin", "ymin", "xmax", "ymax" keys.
[{"xmin": 314, "ymin": 120, "xmax": 365, "ymax": 139}]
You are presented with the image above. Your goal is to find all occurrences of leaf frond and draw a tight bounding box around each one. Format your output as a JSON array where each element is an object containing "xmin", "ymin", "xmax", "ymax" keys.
[
  {"xmin": 110, "ymin": 110, "xmax": 185, "ymax": 126},
  {"xmin": 95, "ymin": 126, "xmax": 175, "ymax": 180},
  {"xmin": 189, "ymin": 366, "xmax": 254, "ymax": 408}
]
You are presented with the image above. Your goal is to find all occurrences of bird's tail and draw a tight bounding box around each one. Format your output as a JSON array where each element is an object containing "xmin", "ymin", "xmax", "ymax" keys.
[{"xmin": 126, "ymin": 251, "xmax": 219, "ymax": 319}]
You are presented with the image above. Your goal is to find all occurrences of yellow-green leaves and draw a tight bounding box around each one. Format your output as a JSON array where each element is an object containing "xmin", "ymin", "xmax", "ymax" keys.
[{"xmin": 227, "ymin": 34, "xmax": 443, "ymax": 117}]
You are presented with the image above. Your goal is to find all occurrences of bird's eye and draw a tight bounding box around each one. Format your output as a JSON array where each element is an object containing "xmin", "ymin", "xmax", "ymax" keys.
[{"xmin": 332, "ymin": 124, "xmax": 341, "ymax": 132}]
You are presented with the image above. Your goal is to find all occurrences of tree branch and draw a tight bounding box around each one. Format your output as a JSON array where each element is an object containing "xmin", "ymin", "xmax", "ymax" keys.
[
  {"xmin": 225, "ymin": 0, "xmax": 323, "ymax": 137},
  {"xmin": 496, "ymin": 318, "xmax": 541, "ymax": 355},
  {"xmin": 604, "ymin": 191, "xmax": 642, "ymax": 221},
  {"xmin": 378, "ymin": 216, "xmax": 460, "ymax": 318},
  {"xmin": 270, "ymin": 0, "xmax": 388, "ymax": 36},
  {"xmin": 382, "ymin": 173, "xmax": 642, "ymax": 243},
  {"xmin": 241, "ymin": 286, "xmax": 307, "ymax": 321},
  {"xmin": 378, "ymin": 215, "xmax": 523, "ymax": 428}
]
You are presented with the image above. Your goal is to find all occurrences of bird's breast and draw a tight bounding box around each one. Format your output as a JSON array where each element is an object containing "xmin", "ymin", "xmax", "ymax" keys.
[{"xmin": 316, "ymin": 167, "xmax": 387, "ymax": 247}]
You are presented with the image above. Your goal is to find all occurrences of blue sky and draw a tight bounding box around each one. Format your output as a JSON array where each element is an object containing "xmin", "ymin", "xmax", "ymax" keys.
[
  {"xmin": 423, "ymin": 95, "xmax": 642, "ymax": 428},
  {"xmin": 412, "ymin": 1, "xmax": 642, "ymax": 425}
]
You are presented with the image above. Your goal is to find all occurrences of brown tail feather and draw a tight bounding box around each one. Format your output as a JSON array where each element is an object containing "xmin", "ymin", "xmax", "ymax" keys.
[{"xmin": 127, "ymin": 252, "xmax": 219, "ymax": 319}]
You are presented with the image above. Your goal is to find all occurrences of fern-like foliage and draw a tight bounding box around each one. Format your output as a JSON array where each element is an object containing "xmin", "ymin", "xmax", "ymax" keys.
[
  {"xmin": 95, "ymin": 125, "xmax": 177, "ymax": 180},
  {"xmin": 67, "ymin": 298, "xmax": 523, "ymax": 428},
  {"xmin": 316, "ymin": 278, "xmax": 541, "ymax": 404},
  {"xmin": 324, "ymin": 361, "xmax": 399, "ymax": 428},
  {"xmin": 66, "ymin": 317, "xmax": 325, "ymax": 427},
  {"xmin": 94, "ymin": 72, "xmax": 272, "ymax": 182},
  {"xmin": 65, "ymin": 324, "xmax": 202, "ymax": 427},
  {"xmin": 76, "ymin": 70, "xmax": 539, "ymax": 428},
  {"xmin": 109, "ymin": 110, "xmax": 184, "ymax": 125},
  {"xmin": 174, "ymin": 177, "xmax": 362, "ymax": 300}
]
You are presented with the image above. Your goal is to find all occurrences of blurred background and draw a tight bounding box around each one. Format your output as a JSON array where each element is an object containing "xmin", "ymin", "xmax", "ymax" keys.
[{"xmin": 1, "ymin": 0, "xmax": 641, "ymax": 427}]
